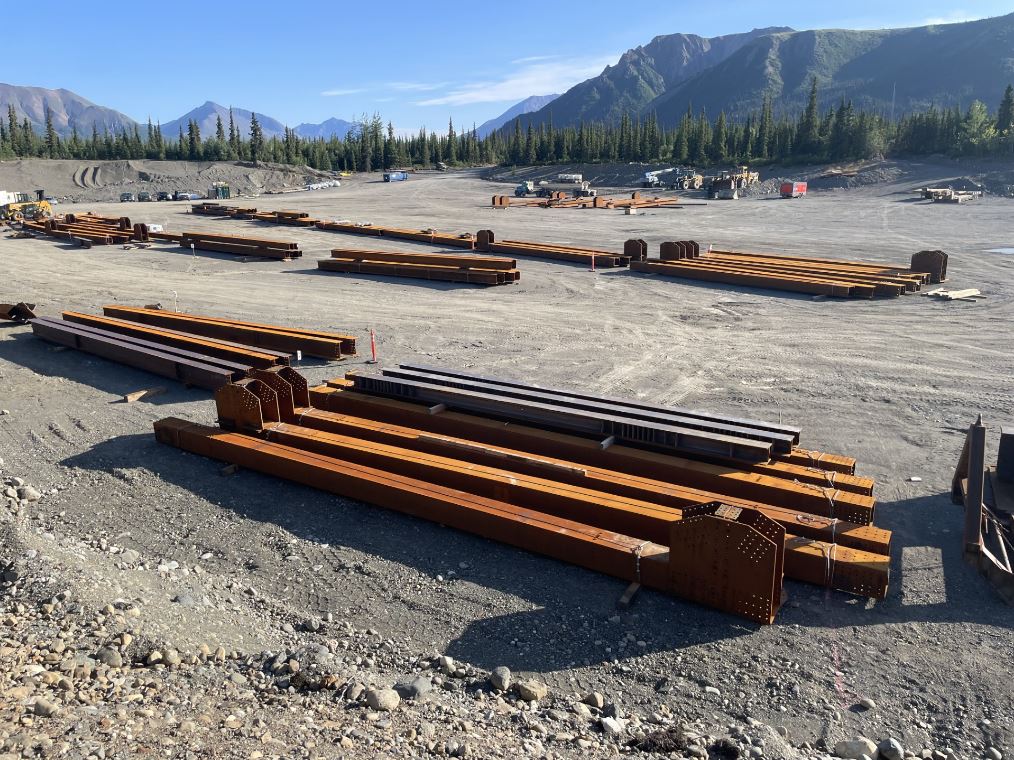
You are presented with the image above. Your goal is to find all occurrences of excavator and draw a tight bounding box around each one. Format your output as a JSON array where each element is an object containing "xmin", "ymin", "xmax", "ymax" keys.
[{"xmin": 0, "ymin": 190, "xmax": 53, "ymax": 223}]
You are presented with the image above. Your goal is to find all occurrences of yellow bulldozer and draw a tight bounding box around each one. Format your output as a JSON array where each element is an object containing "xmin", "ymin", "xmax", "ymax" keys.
[{"xmin": 0, "ymin": 190, "xmax": 53, "ymax": 223}]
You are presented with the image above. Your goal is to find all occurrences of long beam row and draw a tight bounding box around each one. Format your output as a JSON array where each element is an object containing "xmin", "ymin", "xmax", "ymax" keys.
[
  {"xmin": 633, "ymin": 243, "xmax": 939, "ymax": 299},
  {"xmin": 101, "ymin": 305, "xmax": 356, "ymax": 359},
  {"xmin": 318, "ymin": 249, "xmax": 520, "ymax": 286},
  {"xmin": 157, "ymin": 366, "xmax": 890, "ymax": 625}
]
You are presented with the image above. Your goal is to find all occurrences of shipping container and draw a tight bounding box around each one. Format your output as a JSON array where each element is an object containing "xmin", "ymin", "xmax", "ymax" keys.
[{"xmin": 780, "ymin": 181, "xmax": 807, "ymax": 198}]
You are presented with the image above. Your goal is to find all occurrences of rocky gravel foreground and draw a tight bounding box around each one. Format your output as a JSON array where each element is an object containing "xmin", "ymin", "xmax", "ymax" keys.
[{"xmin": 1, "ymin": 468, "xmax": 1007, "ymax": 760}]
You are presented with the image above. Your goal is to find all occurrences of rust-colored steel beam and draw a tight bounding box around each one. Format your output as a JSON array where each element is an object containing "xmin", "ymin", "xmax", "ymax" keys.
[
  {"xmin": 780, "ymin": 447, "xmax": 856, "ymax": 475},
  {"xmin": 61, "ymin": 312, "xmax": 289, "ymax": 369},
  {"xmin": 711, "ymin": 248, "xmax": 930, "ymax": 280},
  {"xmin": 282, "ymin": 405, "xmax": 887, "ymax": 555},
  {"xmin": 253, "ymin": 419, "xmax": 887, "ymax": 598},
  {"xmin": 101, "ymin": 306, "xmax": 355, "ymax": 359},
  {"xmin": 329, "ymin": 248, "xmax": 518, "ymax": 271},
  {"xmin": 631, "ymin": 259, "xmax": 865, "ymax": 298},
  {"xmin": 153, "ymin": 417, "xmax": 785, "ymax": 624},
  {"xmin": 319, "ymin": 258, "xmax": 518, "ymax": 285},
  {"xmin": 179, "ymin": 231, "xmax": 299, "ymax": 249},
  {"xmin": 310, "ymin": 386, "xmax": 875, "ymax": 524}
]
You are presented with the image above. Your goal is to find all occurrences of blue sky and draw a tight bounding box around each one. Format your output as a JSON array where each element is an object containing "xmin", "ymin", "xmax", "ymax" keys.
[{"xmin": 5, "ymin": 1, "xmax": 1011, "ymax": 132}]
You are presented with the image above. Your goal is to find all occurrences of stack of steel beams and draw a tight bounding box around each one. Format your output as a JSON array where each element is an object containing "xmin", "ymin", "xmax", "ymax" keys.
[
  {"xmin": 152, "ymin": 365, "xmax": 890, "ymax": 625},
  {"xmin": 315, "ymin": 220, "xmax": 477, "ymax": 249},
  {"xmin": 30, "ymin": 317, "xmax": 252, "ymax": 389},
  {"xmin": 23, "ymin": 213, "xmax": 138, "ymax": 247},
  {"xmin": 475, "ymin": 229, "xmax": 628, "ymax": 267},
  {"xmin": 632, "ymin": 244, "xmax": 934, "ymax": 298},
  {"xmin": 29, "ymin": 307, "xmax": 352, "ymax": 389},
  {"xmin": 492, "ymin": 192, "xmax": 685, "ymax": 211},
  {"xmin": 191, "ymin": 203, "xmax": 258, "ymax": 218},
  {"xmin": 318, "ymin": 248, "xmax": 520, "ymax": 286},
  {"xmin": 249, "ymin": 210, "xmax": 320, "ymax": 227},
  {"xmin": 176, "ymin": 231, "xmax": 301, "ymax": 259},
  {"xmin": 100, "ymin": 305, "xmax": 356, "ymax": 358}
]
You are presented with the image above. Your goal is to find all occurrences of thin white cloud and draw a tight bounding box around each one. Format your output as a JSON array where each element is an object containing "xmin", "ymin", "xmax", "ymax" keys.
[
  {"xmin": 511, "ymin": 54, "xmax": 560, "ymax": 65},
  {"xmin": 386, "ymin": 81, "xmax": 449, "ymax": 92},
  {"xmin": 416, "ymin": 55, "xmax": 615, "ymax": 106},
  {"xmin": 919, "ymin": 10, "xmax": 983, "ymax": 25},
  {"xmin": 321, "ymin": 88, "xmax": 365, "ymax": 97}
]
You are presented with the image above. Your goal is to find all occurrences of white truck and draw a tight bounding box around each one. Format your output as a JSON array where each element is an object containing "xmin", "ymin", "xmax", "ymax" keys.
[{"xmin": 515, "ymin": 174, "xmax": 596, "ymax": 198}]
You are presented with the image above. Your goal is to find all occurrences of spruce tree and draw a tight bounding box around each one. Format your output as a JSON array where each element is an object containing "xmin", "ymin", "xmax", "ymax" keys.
[
  {"xmin": 997, "ymin": 84, "xmax": 1014, "ymax": 135},
  {"xmin": 44, "ymin": 106, "xmax": 59, "ymax": 158},
  {"xmin": 798, "ymin": 77, "xmax": 820, "ymax": 155},
  {"xmin": 249, "ymin": 113, "xmax": 264, "ymax": 164},
  {"xmin": 445, "ymin": 117, "xmax": 456, "ymax": 163}
]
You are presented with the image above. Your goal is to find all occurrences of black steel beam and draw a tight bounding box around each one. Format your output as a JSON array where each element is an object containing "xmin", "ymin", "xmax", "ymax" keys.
[
  {"xmin": 31, "ymin": 319, "xmax": 240, "ymax": 390},
  {"xmin": 381, "ymin": 366, "xmax": 795, "ymax": 453},
  {"xmin": 350, "ymin": 373, "xmax": 772, "ymax": 463},
  {"xmin": 398, "ymin": 363, "xmax": 800, "ymax": 443}
]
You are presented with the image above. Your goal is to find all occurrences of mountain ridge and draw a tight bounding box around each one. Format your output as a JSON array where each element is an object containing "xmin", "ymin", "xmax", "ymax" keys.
[
  {"xmin": 476, "ymin": 95, "xmax": 560, "ymax": 138},
  {"xmin": 518, "ymin": 14, "xmax": 1014, "ymax": 129}
]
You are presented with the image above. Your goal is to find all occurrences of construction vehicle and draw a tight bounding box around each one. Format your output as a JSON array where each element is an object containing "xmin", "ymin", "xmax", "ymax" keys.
[
  {"xmin": 710, "ymin": 177, "xmax": 739, "ymax": 200},
  {"xmin": 642, "ymin": 168, "xmax": 675, "ymax": 188},
  {"xmin": 207, "ymin": 182, "xmax": 231, "ymax": 200},
  {"xmin": 516, "ymin": 174, "xmax": 596, "ymax": 198},
  {"xmin": 0, "ymin": 190, "xmax": 53, "ymax": 222},
  {"xmin": 707, "ymin": 166, "xmax": 760, "ymax": 199},
  {"xmin": 643, "ymin": 167, "xmax": 704, "ymax": 190},
  {"xmin": 515, "ymin": 178, "xmax": 592, "ymax": 199}
]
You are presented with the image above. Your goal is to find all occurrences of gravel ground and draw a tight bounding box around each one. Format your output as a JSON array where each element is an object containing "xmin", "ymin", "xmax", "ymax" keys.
[{"xmin": 1, "ymin": 164, "xmax": 1012, "ymax": 759}]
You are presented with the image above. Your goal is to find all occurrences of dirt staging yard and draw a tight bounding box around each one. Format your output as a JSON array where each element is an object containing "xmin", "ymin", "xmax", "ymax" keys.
[{"xmin": 1, "ymin": 167, "xmax": 1012, "ymax": 759}]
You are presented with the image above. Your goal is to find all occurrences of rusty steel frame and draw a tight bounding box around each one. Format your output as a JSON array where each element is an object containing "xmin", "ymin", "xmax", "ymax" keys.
[
  {"xmin": 311, "ymin": 386, "xmax": 875, "ymax": 524},
  {"xmin": 210, "ymin": 378, "xmax": 888, "ymax": 598},
  {"xmin": 153, "ymin": 416, "xmax": 785, "ymax": 624}
]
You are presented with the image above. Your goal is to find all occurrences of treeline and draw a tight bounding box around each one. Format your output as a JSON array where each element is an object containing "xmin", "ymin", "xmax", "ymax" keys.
[{"xmin": 2, "ymin": 80, "xmax": 1013, "ymax": 170}]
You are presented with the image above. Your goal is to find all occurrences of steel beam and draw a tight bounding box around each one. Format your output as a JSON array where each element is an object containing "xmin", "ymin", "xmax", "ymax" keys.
[{"xmin": 153, "ymin": 418, "xmax": 784, "ymax": 624}]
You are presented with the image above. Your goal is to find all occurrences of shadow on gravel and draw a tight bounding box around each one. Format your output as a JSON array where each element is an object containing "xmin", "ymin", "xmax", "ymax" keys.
[
  {"xmin": 283, "ymin": 269, "xmax": 506, "ymax": 292},
  {"xmin": 0, "ymin": 331, "xmax": 207, "ymax": 406},
  {"xmin": 61, "ymin": 433, "xmax": 1014, "ymax": 674},
  {"xmin": 62, "ymin": 432, "xmax": 758, "ymax": 671}
]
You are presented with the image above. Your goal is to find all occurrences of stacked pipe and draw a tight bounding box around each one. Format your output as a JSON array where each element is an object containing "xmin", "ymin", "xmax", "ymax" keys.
[
  {"xmin": 632, "ymin": 242, "xmax": 943, "ymax": 298},
  {"xmin": 152, "ymin": 363, "xmax": 890, "ymax": 626},
  {"xmin": 318, "ymin": 248, "xmax": 520, "ymax": 286},
  {"xmin": 475, "ymin": 229, "xmax": 629, "ymax": 267}
]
